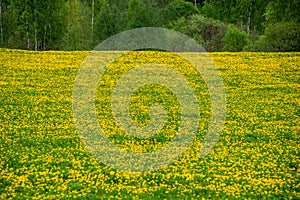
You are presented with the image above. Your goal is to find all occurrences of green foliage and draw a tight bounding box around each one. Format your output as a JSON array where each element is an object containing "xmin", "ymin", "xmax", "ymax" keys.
[
  {"xmin": 94, "ymin": 0, "xmax": 120, "ymax": 45},
  {"xmin": 0, "ymin": 0, "xmax": 299, "ymax": 51},
  {"xmin": 244, "ymin": 35, "xmax": 271, "ymax": 52},
  {"xmin": 264, "ymin": 21, "xmax": 300, "ymax": 51},
  {"xmin": 169, "ymin": 14, "xmax": 228, "ymax": 51},
  {"xmin": 126, "ymin": 0, "xmax": 144, "ymax": 28},
  {"xmin": 126, "ymin": 0, "xmax": 151, "ymax": 29},
  {"xmin": 61, "ymin": 0, "xmax": 83, "ymax": 50},
  {"xmin": 247, "ymin": 21, "xmax": 300, "ymax": 52},
  {"xmin": 162, "ymin": 0, "xmax": 199, "ymax": 25},
  {"xmin": 222, "ymin": 28, "xmax": 249, "ymax": 52},
  {"xmin": 201, "ymin": 0, "xmax": 268, "ymax": 33},
  {"xmin": 264, "ymin": 0, "xmax": 300, "ymax": 24},
  {"xmin": 4, "ymin": 0, "xmax": 65, "ymax": 50}
]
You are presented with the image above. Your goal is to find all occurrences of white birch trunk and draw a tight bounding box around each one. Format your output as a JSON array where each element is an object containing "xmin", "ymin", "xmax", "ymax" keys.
[
  {"xmin": 0, "ymin": 0, "xmax": 3, "ymax": 44},
  {"xmin": 91, "ymin": 0, "xmax": 94, "ymax": 41},
  {"xmin": 43, "ymin": 25, "xmax": 46, "ymax": 50},
  {"xmin": 247, "ymin": 8, "xmax": 251, "ymax": 35},
  {"xmin": 35, "ymin": 28, "xmax": 37, "ymax": 51},
  {"xmin": 26, "ymin": 19, "xmax": 30, "ymax": 49}
]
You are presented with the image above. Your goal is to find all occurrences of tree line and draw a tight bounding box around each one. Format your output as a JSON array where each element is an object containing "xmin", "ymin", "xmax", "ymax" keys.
[{"xmin": 0, "ymin": 0, "xmax": 299, "ymax": 51}]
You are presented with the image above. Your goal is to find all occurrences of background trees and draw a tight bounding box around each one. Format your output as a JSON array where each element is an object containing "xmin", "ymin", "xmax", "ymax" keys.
[
  {"xmin": 94, "ymin": 0, "xmax": 121, "ymax": 46},
  {"xmin": 0, "ymin": 0, "xmax": 298, "ymax": 51}
]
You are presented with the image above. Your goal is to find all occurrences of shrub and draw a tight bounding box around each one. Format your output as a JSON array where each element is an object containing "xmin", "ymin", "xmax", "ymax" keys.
[
  {"xmin": 264, "ymin": 21, "xmax": 300, "ymax": 51},
  {"xmin": 247, "ymin": 21, "xmax": 300, "ymax": 51},
  {"xmin": 244, "ymin": 35, "xmax": 272, "ymax": 52},
  {"xmin": 161, "ymin": 0, "xmax": 200, "ymax": 25},
  {"xmin": 222, "ymin": 28, "xmax": 249, "ymax": 52},
  {"xmin": 169, "ymin": 14, "xmax": 228, "ymax": 51}
]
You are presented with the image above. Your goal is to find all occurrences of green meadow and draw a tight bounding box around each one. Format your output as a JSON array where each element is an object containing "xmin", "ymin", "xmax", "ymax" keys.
[{"xmin": 0, "ymin": 49, "xmax": 299, "ymax": 199}]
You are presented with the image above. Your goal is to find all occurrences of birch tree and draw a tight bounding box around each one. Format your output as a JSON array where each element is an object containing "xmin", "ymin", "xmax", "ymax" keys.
[{"xmin": 0, "ymin": 0, "xmax": 3, "ymax": 45}]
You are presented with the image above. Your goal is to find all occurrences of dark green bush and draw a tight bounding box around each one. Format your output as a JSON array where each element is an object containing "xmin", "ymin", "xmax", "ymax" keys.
[
  {"xmin": 244, "ymin": 35, "xmax": 272, "ymax": 52},
  {"xmin": 169, "ymin": 14, "xmax": 228, "ymax": 51},
  {"xmin": 222, "ymin": 28, "xmax": 249, "ymax": 52},
  {"xmin": 265, "ymin": 21, "xmax": 300, "ymax": 51},
  {"xmin": 161, "ymin": 0, "xmax": 200, "ymax": 25},
  {"xmin": 246, "ymin": 21, "xmax": 300, "ymax": 51}
]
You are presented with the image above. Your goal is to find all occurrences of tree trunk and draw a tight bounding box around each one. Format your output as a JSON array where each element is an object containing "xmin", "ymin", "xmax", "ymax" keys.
[
  {"xmin": 43, "ymin": 25, "xmax": 47, "ymax": 50},
  {"xmin": 34, "ymin": 7, "xmax": 37, "ymax": 51},
  {"xmin": 26, "ymin": 19, "xmax": 30, "ymax": 49},
  {"xmin": 67, "ymin": 1, "xmax": 70, "ymax": 49},
  {"xmin": 35, "ymin": 28, "xmax": 37, "ymax": 51},
  {"xmin": 240, "ymin": 14, "xmax": 243, "ymax": 30},
  {"xmin": 91, "ymin": 0, "xmax": 94, "ymax": 42},
  {"xmin": 247, "ymin": 8, "xmax": 251, "ymax": 35},
  {"xmin": 0, "ymin": 0, "xmax": 3, "ymax": 45},
  {"xmin": 33, "ymin": 0, "xmax": 37, "ymax": 51},
  {"xmin": 49, "ymin": 23, "xmax": 52, "ymax": 48},
  {"xmin": 246, "ymin": 0, "xmax": 252, "ymax": 35}
]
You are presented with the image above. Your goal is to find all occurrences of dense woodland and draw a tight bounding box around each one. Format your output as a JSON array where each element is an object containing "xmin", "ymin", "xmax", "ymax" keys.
[{"xmin": 0, "ymin": 0, "xmax": 299, "ymax": 51}]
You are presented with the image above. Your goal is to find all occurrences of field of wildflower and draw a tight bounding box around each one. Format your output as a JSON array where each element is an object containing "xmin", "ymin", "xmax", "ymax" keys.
[{"xmin": 0, "ymin": 48, "xmax": 299, "ymax": 199}]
